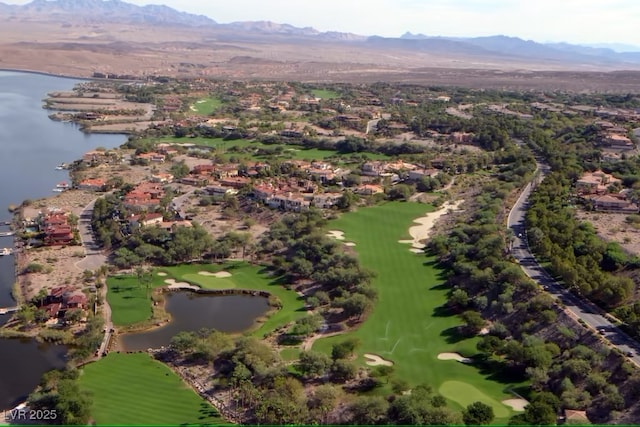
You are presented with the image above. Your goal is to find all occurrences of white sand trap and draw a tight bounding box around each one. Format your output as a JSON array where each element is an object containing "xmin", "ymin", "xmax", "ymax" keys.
[
  {"xmin": 198, "ymin": 271, "xmax": 232, "ymax": 278},
  {"xmin": 165, "ymin": 279, "xmax": 198, "ymax": 290},
  {"xmin": 409, "ymin": 248, "xmax": 424, "ymax": 254},
  {"xmin": 344, "ymin": 242, "xmax": 356, "ymax": 247},
  {"xmin": 364, "ymin": 353, "xmax": 394, "ymax": 366},
  {"xmin": 437, "ymin": 352, "xmax": 472, "ymax": 363},
  {"xmin": 502, "ymin": 399, "xmax": 528, "ymax": 411},
  {"xmin": 157, "ymin": 272, "xmax": 167, "ymax": 276},
  {"xmin": 326, "ymin": 230, "xmax": 345, "ymax": 240},
  {"xmin": 400, "ymin": 200, "xmax": 464, "ymax": 251}
]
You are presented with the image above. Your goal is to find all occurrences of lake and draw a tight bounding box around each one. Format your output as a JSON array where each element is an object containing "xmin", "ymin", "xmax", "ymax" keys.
[
  {"xmin": 120, "ymin": 292, "xmax": 270, "ymax": 351},
  {"xmin": 0, "ymin": 70, "xmax": 126, "ymax": 410}
]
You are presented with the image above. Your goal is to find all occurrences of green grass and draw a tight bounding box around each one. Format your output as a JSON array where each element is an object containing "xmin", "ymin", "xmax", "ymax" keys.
[
  {"xmin": 158, "ymin": 262, "xmax": 307, "ymax": 337},
  {"xmin": 106, "ymin": 275, "xmax": 167, "ymax": 326},
  {"xmin": 311, "ymin": 89, "xmax": 341, "ymax": 99},
  {"xmin": 279, "ymin": 347, "xmax": 301, "ymax": 361},
  {"xmin": 78, "ymin": 353, "xmax": 225, "ymax": 425},
  {"xmin": 190, "ymin": 97, "xmax": 223, "ymax": 115},
  {"xmin": 145, "ymin": 136, "xmax": 389, "ymax": 162},
  {"xmin": 439, "ymin": 381, "xmax": 511, "ymax": 418},
  {"xmin": 312, "ymin": 202, "xmax": 521, "ymax": 421}
]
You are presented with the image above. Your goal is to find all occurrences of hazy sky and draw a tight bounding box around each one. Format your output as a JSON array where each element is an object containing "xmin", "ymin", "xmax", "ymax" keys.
[{"xmin": 4, "ymin": 0, "xmax": 640, "ymax": 46}]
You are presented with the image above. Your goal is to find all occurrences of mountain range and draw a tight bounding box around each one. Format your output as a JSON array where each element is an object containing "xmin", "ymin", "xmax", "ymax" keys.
[{"xmin": 0, "ymin": 0, "xmax": 640, "ymax": 75}]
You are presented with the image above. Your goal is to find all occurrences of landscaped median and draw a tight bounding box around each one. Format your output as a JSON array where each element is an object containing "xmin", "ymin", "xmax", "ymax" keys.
[
  {"xmin": 106, "ymin": 262, "xmax": 306, "ymax": 336},
  {"xmin": 312, "ymin": 202, "xmax": 523, "ymax": 422}
]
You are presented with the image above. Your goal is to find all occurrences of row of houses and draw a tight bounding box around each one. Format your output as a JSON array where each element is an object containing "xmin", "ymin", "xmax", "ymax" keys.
[{"xmin": 576, "ymin": 170, "xmax": 639, "ymax": 213}]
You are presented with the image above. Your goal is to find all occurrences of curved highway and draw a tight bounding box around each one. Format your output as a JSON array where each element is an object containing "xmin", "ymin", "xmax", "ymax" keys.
[{"xmin": 507, "ymin": 161, "xmax": 640, "ymax": 366}]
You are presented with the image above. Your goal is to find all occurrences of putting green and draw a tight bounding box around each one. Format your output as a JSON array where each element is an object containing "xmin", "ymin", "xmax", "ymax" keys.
[{"xmin": 439, "ymin": 380, "xmax": 510, "ymax": 419}]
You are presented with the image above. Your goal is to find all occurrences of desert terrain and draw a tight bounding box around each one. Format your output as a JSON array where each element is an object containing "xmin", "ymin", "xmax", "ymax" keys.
[{"xmin": 2, "ymin": 17, "xmax": 640, "ymax": 92}]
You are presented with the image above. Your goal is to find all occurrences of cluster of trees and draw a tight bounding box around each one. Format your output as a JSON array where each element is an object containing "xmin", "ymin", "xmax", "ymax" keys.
[
  {"xmin": 27, "ymin": 369, "xmax": 92, "ymax": 425},
  {"xmin": 259, "ymin": 210, "xmax": 376, "ymax": 323},
  {"xmin": 92, "ymin": 193, "xmax": 254, "ymax": 267},
  {"xmin": 526, "ymin": 173, "xmax": 635, "ymax": 308}
]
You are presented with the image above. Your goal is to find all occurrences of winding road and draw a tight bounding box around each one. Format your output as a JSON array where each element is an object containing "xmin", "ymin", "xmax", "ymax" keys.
[{"xmin": 507, "ymin": 160, "xmax": 640, "ymax": 366}]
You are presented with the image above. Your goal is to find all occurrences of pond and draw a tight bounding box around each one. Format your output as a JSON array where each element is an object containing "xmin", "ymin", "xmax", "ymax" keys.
[{"xmin": 120, "ymin": 292, "xmax": 270, "ymax": 351}]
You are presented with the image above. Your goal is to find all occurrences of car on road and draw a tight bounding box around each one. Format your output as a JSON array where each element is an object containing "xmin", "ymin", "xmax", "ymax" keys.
[{"xmin": 626, "ymin": 351, "xmax": 634, "ymax": 357}]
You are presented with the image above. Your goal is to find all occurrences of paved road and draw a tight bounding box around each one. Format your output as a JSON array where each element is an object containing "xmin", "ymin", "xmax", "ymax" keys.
[
  {"xmin": 75, "ymin": 199, "xmax": 107, "ymax": 271},
  {"xmin": 507, "ymin": 161, "xmax": 640, "ymax": 366},
  {"xmin": 74, "ymin": 199, "xmax": 113, "ymax": 356}
]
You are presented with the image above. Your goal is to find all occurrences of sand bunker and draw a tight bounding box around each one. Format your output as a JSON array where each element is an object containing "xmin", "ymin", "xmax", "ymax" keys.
[
  {"xmin": 326, "ymin": 230, "xmax": 345, "ymax": 240},
  {"xmin": 502, "ymin": 399, "xmax": 528, "ymax": 411},
  {"xmin": 400, "ymin": 200, "xmax": 464, "ymax": 251},
  {"xmin": 437, "ymin": 352, "xmax": 472, "ymax": 363},
  {"xmin": 157, "ymin": 272, "xmax": 167, "ymax": 276},
  {"xmin": 364, "ymin": 353, "xmax": 394, "ymax": 366},
  {"xmin": 198, "ymin": 271, "xmax": 232, "ymax": 278},
  {"xmin": 344, "ymin": 242, "xmax": 356, "ymax": 247},
  {"xmin": 165, "ymin": 279, "xmax": 198, "ymax": 290}
]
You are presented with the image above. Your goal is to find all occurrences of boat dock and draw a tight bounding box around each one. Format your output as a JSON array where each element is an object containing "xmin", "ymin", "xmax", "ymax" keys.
[{"xmin": 0, "ymin": 307, "xmax": 18, "ymax": 315}]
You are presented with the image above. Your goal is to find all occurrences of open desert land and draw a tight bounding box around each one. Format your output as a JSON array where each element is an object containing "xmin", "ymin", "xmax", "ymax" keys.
[{"xmin": 2, "ymin": 18, "xmax": 640, "ymax": 91}]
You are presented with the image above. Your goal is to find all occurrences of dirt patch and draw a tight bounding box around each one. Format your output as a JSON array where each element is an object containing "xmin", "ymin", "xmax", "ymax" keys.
[
  {"xmin": 326, "ymin": 230, "xmax": 345, "ymax": 240},
  {"xmin": 198, "ymin": 271, "xmax": 232, "ymax": 278},
  {"xmin": 364, "ymin": 353, "xmax": 394, "ymax": 366},
  {"xmin": 576, "ymin": 210, "xmax": 640, "ymax": 256},
  {"xmin": 502, "ymin": 398, "xmax": 528, "ymax": 411},
  {"xmin": 437, "ymin": 352, "xmax": 472, "ymax": 363}
]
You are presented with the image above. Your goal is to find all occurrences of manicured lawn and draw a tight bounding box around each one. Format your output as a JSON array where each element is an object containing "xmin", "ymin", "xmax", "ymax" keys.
[
  {"xmin": 158, "ymin": 262, "xmax": 307, "ymax": 337},
  {"xmin": 78, "ymin": 353, "xmax": 225, "ymax": 426},
  {"xmin": 439, "ymin": 380, "xmax": 510, "ymax": 419},
  {"xmin": 107, "ymin": 274, "xmax": 167, "ymax": 326},
  {"xmin": 311, "ymin": 89, "xmax": 341, "ymax": 99},
  {"xmin": 143, "ymin": 136, "xmax": 390, "ymax": 162},
  {"xmin": 312, "ymin": 202, "xmax": 520, "ymax": 421},
  {"xmin": 190, "ymin": 97, "xmax": 223, "ymax": 115}
]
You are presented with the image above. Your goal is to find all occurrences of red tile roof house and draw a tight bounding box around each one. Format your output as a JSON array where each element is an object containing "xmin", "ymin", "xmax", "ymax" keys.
[
  {"xmin": 41, "ymin": 212, "xmax": 75, "ymax": 246},
  {"xmin": 588, "ymin": 194, "xmax": 640, "ymax": 213},
  {"xmin": 123, "ymin": 182, "xmax": 165, "ymax": 211},
  {"xmin": 78, "ymin": 178, "xmax": 107, "ymax": 191},
  {"xmin": 65, "ymin": 292, "xmax": 88, "ymax": 310}
]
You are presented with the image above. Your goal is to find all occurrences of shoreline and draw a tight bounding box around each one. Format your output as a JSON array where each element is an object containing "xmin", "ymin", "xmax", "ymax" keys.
[{"xmin": 0, "ymin": 68, "xmax": 88, "ymax": 81}]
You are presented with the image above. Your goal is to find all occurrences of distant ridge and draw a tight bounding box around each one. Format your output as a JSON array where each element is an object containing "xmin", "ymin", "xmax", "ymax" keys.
[
  {"xmin": 1, "ymin": 0, "xmax": 639, "ymax": 68},
  {"xmin": 0, "ymin": 0, "xmax": 216, "ymax": 26}
]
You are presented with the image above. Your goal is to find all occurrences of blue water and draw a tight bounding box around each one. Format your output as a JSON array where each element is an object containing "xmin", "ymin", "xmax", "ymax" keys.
[{"xmin": 0, "ymin": 71, "xmax": 126, "ymax": 410}]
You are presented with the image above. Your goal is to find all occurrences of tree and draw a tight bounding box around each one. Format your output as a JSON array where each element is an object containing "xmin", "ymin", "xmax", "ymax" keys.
[
  {"xmin": 449, "ymin": 288, "xmax": 469, "ymax": 310},
  {"xmin": 341, "ymin": 293, "xmax": 373, "ymax": 320},
  {"xmin": 387, "ymin": 184, "xmax": 415, "ymax": 201},
  {"xmin": 331, "ymin": 338, "xmax": 360, "ymax": 360},
  {"xmin": 308, "ymin": 384, "xmax": 339, "ymax": 424},
  {"xmin": 460, "ymin": 310, "xmax": 485, "ymax": 335},
  {"xmin": 170, "ymin": 331, "xmax": 198, "ymax": 354},
  {"xmin": 298, "ymin": 351, "xmax": 332, "ymax": 379},
  {"xmin": 347, "ymin": 396, "xmax": 389, "ymax": 425},
  {"xmin": 463, "ymin": 401, "xmax": 495, "ymax": 425},
  {"xmin": 331, "ymin": 359, "xmax": 358, "ymax": 382}
]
